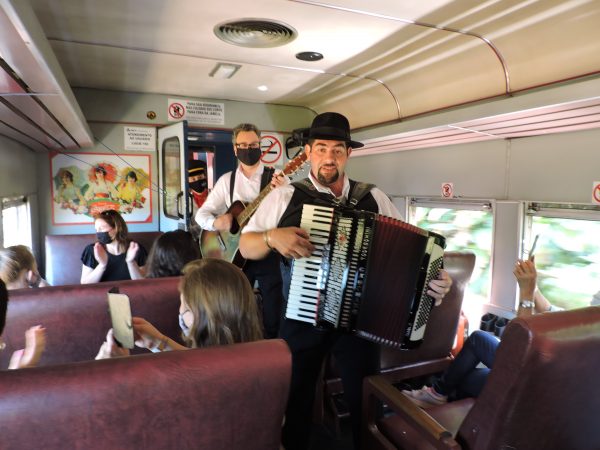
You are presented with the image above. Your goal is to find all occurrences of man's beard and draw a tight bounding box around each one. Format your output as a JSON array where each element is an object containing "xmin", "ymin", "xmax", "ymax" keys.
[{"xmin": 317, "ymin": 166, "xmax": 339, "ymax": 185}]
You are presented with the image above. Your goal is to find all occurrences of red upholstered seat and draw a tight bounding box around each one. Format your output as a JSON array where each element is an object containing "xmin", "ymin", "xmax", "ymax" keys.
[
  {"xmin": 0, "ymin": 339, "xmax": 291, "ymax": 450},
  {"xmin": 1, "ymin": 276, "xmax": 182, "ymax": 368},
  {"xmin": 363, "ymin": 306, "xmax": 600, "ymax": 450}
]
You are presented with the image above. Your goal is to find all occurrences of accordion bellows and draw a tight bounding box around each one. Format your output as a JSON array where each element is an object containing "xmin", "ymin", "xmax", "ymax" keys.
[{"xmin": 287, "ymin": 204, "xmax": 445, "ymax": 349}]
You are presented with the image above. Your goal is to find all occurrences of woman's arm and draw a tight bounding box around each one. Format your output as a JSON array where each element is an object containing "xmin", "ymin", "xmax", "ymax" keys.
[
  {"xmin": 125, "ymin": 241, "xmax": 145, "ymax": 280},
  {"xmin": 80, "ymin": 243, "xmax": 108, "ymax": 284}
]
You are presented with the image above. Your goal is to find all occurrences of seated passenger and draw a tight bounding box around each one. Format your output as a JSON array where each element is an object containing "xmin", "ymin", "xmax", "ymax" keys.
[
  {"xmin": 0, "ymin": 279, "xmax": 46, "ymax": 369},
  {"xmin": 96, "ymin": 258, "xmax": 263, "ymax": 358},
  {"xmin": 145, "ymin": 230, "xmax": 200, "ymax": 278},
  {"xmin": 0, "ymin": 245, "xmax": 49, "ymax": 289},
  {"xmin": 80, "ymin": 209, "xmax": 147, "ymax": 284},
  {"xmin": 402, "ymin": 257, "xmax": 573, "ymax": 408}
]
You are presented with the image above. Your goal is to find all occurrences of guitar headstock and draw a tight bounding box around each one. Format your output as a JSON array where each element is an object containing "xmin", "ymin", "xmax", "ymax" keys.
[{"xmin": 282, "ymin": 151, "xmax": 308, "ymax": 177}]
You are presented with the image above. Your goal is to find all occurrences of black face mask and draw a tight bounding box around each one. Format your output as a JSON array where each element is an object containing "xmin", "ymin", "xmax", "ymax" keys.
[
  {"xmin": 236, "ymin": 147, "xmax": 262, "ymax": 166},
  {"xmin": 96, "ymin": 231, "xmax": 113, "ymax": 245},
  {"xmin": 189, "ymin": 179, "xmax": 207, "ymax": 192}
]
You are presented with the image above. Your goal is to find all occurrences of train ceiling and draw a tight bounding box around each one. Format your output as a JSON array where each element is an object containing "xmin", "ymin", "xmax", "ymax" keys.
[{"xmin": 0, "ymin": 0, "xmax": 599, "ymax": 153}]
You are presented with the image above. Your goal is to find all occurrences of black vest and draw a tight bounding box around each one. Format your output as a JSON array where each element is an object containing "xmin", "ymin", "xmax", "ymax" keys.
[
  {"xmin": 277, "ymin": 178, "xmax": 379, "ymax": 306},
  {"xmin": 278, "ymin": 178, "xmax": 379, "ymax": 228}
]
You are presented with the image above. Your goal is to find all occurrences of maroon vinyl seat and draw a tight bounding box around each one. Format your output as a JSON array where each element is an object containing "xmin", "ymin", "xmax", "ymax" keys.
[
  {"xmin": 0, "ymin": 276, "xmax": 182, "ymax": 368},
  {"xmin": 45, "ymin": 231, "xmax": 162, "ymax": 286},
  {"xmin": 0, "ymin": 339, "xmax": 291, "ymax": 450},
  {"xmin": 315, "ymin": 251, "xmax": 476, "ymax": 435},
  {"xmin": 363, "ymin": 306, "xmax": 600, "ymax": 450}
]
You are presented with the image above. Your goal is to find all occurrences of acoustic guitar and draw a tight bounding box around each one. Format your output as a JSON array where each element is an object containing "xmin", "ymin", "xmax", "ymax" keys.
[{"xmin": 199, "ymin": 152, "xmax": 308, "ymax": 267}]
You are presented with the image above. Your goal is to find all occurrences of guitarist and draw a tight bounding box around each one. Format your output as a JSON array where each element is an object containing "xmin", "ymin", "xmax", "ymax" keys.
[{"xmin": 195, "ymin": 123, "xmax": 287, "ymax": 338}]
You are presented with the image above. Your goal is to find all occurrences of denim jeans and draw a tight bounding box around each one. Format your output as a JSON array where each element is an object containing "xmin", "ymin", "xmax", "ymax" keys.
[{"xmin": 433, "ymin": 330, "xmax": 500, "ymax": 398}]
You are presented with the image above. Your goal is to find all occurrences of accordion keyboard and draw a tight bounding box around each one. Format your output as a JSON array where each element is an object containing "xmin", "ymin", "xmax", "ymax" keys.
[{"xmin": 286, "ymin": 204, "xmax": 334, "ymax": 324}]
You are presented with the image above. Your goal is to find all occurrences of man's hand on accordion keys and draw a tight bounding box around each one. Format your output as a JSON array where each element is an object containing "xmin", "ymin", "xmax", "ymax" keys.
[
  {"xmin": 427, "ymin": 269, "xmax": 453, "ymax": 306},
  {"xmin": 268, "ymin": 227, "xmax": 315, "ymax": 259}
]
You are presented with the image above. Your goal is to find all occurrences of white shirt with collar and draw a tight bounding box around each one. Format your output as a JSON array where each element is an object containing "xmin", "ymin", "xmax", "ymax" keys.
[
  {"xmin": 195, "ymin": 165, "xmax": 268, "ymax": 231},
  {"xmin": 243, "ymin": 171, "xmax": 403, "ymax": 234}
]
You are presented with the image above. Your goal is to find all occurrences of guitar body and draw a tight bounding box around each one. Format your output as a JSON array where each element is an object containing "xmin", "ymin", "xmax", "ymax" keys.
[{"xmin": 199, "ymin": 200, "xmax": 247, "ymax": 267}]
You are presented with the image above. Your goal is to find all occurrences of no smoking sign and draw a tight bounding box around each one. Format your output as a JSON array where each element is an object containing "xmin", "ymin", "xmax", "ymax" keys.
[{"xmin": 260, "ymin": 134, "xmax": 283, "ymax": 167}]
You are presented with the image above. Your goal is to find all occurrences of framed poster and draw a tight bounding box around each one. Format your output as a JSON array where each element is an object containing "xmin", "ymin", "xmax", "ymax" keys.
[{"xmin": 50, "ymin": 152, "xmax": 152, "ymax": 225}]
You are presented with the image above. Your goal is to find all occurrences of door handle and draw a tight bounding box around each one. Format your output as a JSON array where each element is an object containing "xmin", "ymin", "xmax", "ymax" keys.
[{"xmin": 176, "ymin": 191, "xmax": 184, "ymax": 219}]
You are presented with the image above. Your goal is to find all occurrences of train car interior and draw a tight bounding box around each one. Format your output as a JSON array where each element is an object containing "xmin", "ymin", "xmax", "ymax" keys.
[{"xmin": 0, "ymin": 0, "xmax": 599, "ymax": 449}]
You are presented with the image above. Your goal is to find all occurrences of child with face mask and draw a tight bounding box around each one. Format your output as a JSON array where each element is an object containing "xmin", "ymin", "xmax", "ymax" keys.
[
  {"xmin": 96, "ymin": 258, "xmax": 264, "ymax": 358},
  {"xmin": 80, "ymin": 209, "xmax": 147, "ymax": 284}
]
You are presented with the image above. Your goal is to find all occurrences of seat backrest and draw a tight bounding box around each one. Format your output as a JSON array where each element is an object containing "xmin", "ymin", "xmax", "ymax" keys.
[
  {"xmin": 0, "ymin": 339, "xmax": 291, "ymax": 450},
  {"xmin": 45, "ymin": 231, "xmax": 162, "ymax": 285},
  {"xmin": 458, "ymin": 306, "xmax": 600, "ymax": 450},
  {"xmin": 380, "ymin": 251, "xmax": 476, "ymax": 370},
  {"xmin": 0, "ymin": 276, "xmax": 182, "ymax": 368}
]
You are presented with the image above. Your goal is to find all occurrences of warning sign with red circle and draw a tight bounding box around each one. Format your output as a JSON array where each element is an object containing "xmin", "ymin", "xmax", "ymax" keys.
[
  {"xmin": 260, "ymin": 134, "xmax": 284, "ymax": 167},
  {"xmin": 168, "ymin": 102, "xmax": 185, "ymax": 119},
  {"xmin": 592, "ymin": 181, "xmax": 600, "ymax": 204},
  {"xmin": 441, "ymin": 182, "xmax": 454, "ymax": 199}
]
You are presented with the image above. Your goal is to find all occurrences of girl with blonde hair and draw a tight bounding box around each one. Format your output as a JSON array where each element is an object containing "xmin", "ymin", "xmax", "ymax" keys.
[{"xmin": 0, "ymin": 245, "xmax": 49, "ymax": 290}]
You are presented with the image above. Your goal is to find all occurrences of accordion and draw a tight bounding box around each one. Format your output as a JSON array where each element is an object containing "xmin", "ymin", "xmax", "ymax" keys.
[{"xmin": 286, "ymin": 204, "xmax": 446, "ymax": 349}]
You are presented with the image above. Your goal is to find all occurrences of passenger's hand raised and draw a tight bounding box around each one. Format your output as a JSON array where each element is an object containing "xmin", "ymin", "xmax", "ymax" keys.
[
  {"xmin": 126, "ymin": 241, "xmax": 139, "ymax": 263},
  {"xmin": 8, "ymin": 325, "xmax": 47, "ymax": 369},
  {"xmin": 94, "ymin": 242, "xmax": 109, "ymax": 267},
  {"xmin": 514, "ymin": 258, "xmax": 537, "ymax": 298}
]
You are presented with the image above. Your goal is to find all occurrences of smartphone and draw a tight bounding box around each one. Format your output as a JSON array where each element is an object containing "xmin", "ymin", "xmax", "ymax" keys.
[
  {"xmin": 527, "ymin": 234, "xmax": 539, "ymax": 260},
  {"xmin": 108, "ymin": 292, "xmax": 134, "ymax": 349}
]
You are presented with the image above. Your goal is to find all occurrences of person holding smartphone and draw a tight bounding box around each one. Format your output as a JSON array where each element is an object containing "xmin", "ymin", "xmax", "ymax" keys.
[
  {"xmin": 96, "ymin": 259, "xmax": 263, "ymax": 359},
  {"xmin": 402, "ymin": 254, "xmax": 559, "ymax": 408}
]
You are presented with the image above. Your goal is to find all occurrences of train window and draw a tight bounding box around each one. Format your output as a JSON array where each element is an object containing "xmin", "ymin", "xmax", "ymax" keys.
[
  {"xmin": 1, "ymin": 196, "xmax": 32, "ymax": 248},
  {"xmin": 162, "ymin": 137, "xmax": 182, "ymax": 219},
  {"xmin": 409, "ymin": 198, "xmax": 493, "ymax": 325},
  {"xmin": 525, "ymin": 203, "xmax": 600, "ymax": 310}
]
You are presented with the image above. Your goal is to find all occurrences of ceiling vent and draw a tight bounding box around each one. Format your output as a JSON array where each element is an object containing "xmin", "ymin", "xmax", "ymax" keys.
[{"xmin": 214, "ymin": 19, "xmax": 297, "ymax": 48}]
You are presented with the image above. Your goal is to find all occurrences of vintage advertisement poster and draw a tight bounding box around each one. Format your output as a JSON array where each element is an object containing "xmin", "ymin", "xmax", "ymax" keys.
[{"xmin": 50, "ymin": 152, "xmax": 152, "ymax": 225}]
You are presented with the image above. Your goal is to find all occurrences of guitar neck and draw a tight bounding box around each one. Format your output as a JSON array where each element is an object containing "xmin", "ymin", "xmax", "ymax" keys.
[
  {"xmin": 236, "ymin": 152, "xmax": 308, "ymax": 227},
  {"xmin": 237, "ymin": 184, "xmax": 273, "ymax": 226}
]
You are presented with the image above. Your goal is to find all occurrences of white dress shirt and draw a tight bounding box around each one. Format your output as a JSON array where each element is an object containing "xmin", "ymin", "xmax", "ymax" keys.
[
  {"xmin": 243, "ymin": 172, "xmax": 402, "ymax": 233},
  {"xmin": 195, "ymin": 165, "xmax": 268, "ymax": 231}
]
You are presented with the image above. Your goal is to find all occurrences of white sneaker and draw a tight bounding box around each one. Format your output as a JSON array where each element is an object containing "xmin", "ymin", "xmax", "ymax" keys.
[{"xmin": 401, "ymin": 386, "xmax": 448, "ymax": 408}]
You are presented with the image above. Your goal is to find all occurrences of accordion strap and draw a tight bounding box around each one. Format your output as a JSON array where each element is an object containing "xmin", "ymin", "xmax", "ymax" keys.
[
  {"xmin": 347, "ymin": 181, "xmax": 375, "ymax": 207},
  {"xmin": 291, "ymin": 178, "xmax": 374, "ymax": 208}
]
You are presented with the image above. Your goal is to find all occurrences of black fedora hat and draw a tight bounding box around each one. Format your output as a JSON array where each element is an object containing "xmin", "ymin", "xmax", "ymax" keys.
[{"xmin": 308, "ymin": 112, "xmax": 364, "ymax": 148}]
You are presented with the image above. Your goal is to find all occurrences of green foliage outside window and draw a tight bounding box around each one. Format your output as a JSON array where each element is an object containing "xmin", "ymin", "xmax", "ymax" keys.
[
  {"xmin": 412, "ymin": 207, "xmax": 493, "ymax": 302},
  {"xmin": 530, "ymin": 216, "xmax": 600, "ymax": 310}
]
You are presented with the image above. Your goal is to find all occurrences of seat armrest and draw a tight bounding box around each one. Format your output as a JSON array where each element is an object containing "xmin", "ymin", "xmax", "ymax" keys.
[
  {"xmin": 379, "ymin": 357, "xmax": 452, "ymax": 385},
  {"xmin": 363, "ymin": 375, "xmax": 460, "ymax": 450}
]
